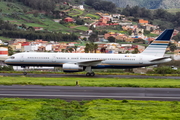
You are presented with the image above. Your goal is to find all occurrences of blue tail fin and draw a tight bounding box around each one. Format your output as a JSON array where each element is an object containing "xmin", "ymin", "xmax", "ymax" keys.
[{"xmin": 141, "ymin": 29, "xmax": 174, "ymax": 57}]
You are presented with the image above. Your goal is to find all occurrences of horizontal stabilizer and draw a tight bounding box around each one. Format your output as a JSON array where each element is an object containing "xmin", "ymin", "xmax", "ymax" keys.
[{"xmin": 150, "ymin": 57, "xmax": 171, "ymax": 62}]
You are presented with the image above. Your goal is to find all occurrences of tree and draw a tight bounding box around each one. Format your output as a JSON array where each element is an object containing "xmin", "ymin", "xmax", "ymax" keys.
[
  {"xmin": 173, "ymin": 33, "xmax": 180, "ymax": 42},
  {"xmin": 68, "ymin": 47, "xmax": 74, "ymax": 53},
  {"xmin": 108, "ymin": 36, "xmax": 115, "ymax": 43},
  {"xmin": 21, "ymin": 24, "xmax": 26, "ymax": 29},
  {"xmin": 93, "ymin": 44, "xmax": 98, "ymax": 53},
  {"xmin": 8, "ymin": 46, "xmax": 13, "ymax": 55},
  {"xmin": 33, "ymin": 12, "xmax": 39, "ymax": 17},
  {"xmin": 132, "ymin": 48, "xmax": 139, "ymax": 54},
  {"xmin": 88, "ymin": 33, "xmax": 98, "ymax": 42},
  {"xmin": 27, "ymin": 26, "xmax": 35, "ymax": 32},
  {"xmin": 84, "ymin": 43, "xmax": 90, "ymax": 53},
  {"xmin": 100, "ymin": 47, "xmax": 106, "ymax": 53},
  {"xmin": 74, "ymin": 45, "xmax": 78, "ymax": 53},
  {"xmin": 169, "ymin": 43, "xmax": 177, "ymax": 52},
  {"xmin": 61, "ymin": 49, "xmax": 65, "ymax": 52},
  {"xmin": 75, "ymin": 19, "xmax": 85, "ymax": 25},
  {"xmin": 84, "ymin": 43, "xmax": 98, "ymax": 53}
]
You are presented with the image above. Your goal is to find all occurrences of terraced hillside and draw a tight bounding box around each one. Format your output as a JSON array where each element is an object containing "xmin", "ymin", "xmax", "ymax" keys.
[{"xmin": 106, "ymin": 0, "xmax": 180, "ymax": 9}]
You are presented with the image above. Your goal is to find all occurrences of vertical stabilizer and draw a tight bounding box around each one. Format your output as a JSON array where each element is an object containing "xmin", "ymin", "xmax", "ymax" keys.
[{"xmin": 141, "ymin": 29, "xmax": 174, "ymax": 57}]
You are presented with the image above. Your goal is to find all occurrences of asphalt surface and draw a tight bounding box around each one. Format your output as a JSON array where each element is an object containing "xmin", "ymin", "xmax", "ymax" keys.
[
  {"xmin": 1, "ymin": 73, "xmax": 180, "ymax": 101},
  {"xmin": 1, "ymin": 73, "xmax": 180, "ymax": 79},
  {"xmin": 0, "ymin": 85, "xmax": 180, "ymax": 101}
]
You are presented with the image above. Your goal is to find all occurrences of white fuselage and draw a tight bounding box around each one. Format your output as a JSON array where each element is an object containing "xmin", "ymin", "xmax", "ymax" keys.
[{"xmin": 5, "ymin": 52, "xmax": 171, "ymax": 69}]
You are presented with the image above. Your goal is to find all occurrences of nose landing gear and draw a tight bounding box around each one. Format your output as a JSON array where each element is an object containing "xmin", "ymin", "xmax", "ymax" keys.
[{"xmin": 22, "ymin": 66, "xmax": 28, "ymax": 76}]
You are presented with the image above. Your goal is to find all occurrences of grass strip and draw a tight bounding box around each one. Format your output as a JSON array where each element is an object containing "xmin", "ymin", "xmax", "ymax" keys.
[
  {"xmin": 1, "ymin": 76, "xmax": 180, "ymax": 88},
  {"xmin": 0, "ymin": 98, "xmax": 179, "ymax": 120}
]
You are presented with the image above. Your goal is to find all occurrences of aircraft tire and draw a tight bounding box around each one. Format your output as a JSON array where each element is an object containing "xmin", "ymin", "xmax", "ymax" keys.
[
  {"xmin": 86, "ymin": 72, "xmax": 95, "ymax": 76},
  {"xmin": 86, "ymin": 73, "xmax": 90, "ymax": 76},
  {"xmin": 90, "ymin": 72, "xmax": 95, "ymax": 76},
  {"xmin": 23, "ymin": 72, "xmax": 27, "ymax": 75}
]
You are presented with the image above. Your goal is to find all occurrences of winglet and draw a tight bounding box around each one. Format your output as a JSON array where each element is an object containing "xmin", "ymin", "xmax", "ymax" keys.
[{"xmin": 141, "ymin": 29, "xmax": 174, "ymax": 57}]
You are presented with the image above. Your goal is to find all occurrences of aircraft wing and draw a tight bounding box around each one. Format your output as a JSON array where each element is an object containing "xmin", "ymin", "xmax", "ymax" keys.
[
  {"xmin": 77, "ymin": 59, "xmax": 104, "ymax": 66},
  {"xmin": 150, "ymin": 57, "xmax": 171, "ymax": 62}
]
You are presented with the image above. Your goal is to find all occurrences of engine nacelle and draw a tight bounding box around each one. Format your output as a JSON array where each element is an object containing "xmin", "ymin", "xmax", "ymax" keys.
[{"xmin": 62, "ymin": 63, "xmax": 83, "ymax": 72}]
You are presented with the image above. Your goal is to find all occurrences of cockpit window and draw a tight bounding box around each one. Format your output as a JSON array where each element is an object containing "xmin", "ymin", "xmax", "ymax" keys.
[{"xmin": 10, "ymin": 56, "xmax": 15, "ymax": 59}]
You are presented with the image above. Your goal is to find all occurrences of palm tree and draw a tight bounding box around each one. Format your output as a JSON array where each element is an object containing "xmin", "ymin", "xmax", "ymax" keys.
[
  {"xmin": 85, "ymin": 43, "xmax": 90, "ymax": 53},
  {"xmin": 85, "ymin": 43, "xmax": 98, "ymax": 53},
  {"xmin": 74, "ymin": 45, "xmax": 78, "ymax": 53},
  {"xmin": 68, "ymin": 48, "xmax": 74, "ymax": 53},
  {"xmin": 61, "ymin": 49, "xmax": 65, "ymax": 53},
  {"xmin": 132, "ymin": 48, "xmax": 139, "ymax": 54},
  {"xmin": 93, "ymin": 44, "xmax": 98, "ymax": 53}
]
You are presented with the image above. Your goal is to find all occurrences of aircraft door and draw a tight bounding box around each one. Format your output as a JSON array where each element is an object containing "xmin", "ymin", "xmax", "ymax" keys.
[
  {"xmin": 20, "ymin": 55, "xmax": 24, "ymax": 62},
  {"xmin": 52, "ymin": 55, "xmax": 56, "ymax": 62},
  {"xmin": 139, "ymin": 57, "xmax": 143, "ymax": 64}
]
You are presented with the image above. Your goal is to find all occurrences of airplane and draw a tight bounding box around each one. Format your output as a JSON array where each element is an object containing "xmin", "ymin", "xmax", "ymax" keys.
[{"xmin": 5, "ymin": 29, "xmax": 174, "ymax": 76}]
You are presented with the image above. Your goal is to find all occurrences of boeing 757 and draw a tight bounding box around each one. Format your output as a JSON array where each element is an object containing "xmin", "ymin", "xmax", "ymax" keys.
[{"xmin": 5, "ymin": 29, "xmax": 174, "ymax": 76}]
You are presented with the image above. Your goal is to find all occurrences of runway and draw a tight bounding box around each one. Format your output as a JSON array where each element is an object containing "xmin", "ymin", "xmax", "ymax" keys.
[
  {"xmin": 1, "ymin": 85, "xmax": 180, "ymax": 101},
  {"xmin": 1, "ymin": 73, "xmax": 180, "ymax": 79}
]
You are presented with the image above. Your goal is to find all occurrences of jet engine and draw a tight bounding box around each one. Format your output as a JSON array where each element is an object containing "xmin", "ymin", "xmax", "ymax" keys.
[{"xmin": 62, "ymin": 63, "xmax": 83, "ymax": 72}]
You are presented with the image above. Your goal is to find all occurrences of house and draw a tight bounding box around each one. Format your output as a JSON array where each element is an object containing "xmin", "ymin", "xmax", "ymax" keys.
[
  {"xmin": 115, "ymin": 34, "xmax": 128, "ymax": 41},
  {"xmin": 139, "ymin": 19, "xmax": 148, "ymax": 24},
  {"xmin": 0, "ymin": 40, "xmax": 3, "ymax": 45},
  {"xmin": 104, "ymin": 32, "xmax": 116, "ymax": 39},
  {"xmin": 33, "ymin": 27, "xmax": 44, "ymax": 31},
  {"xmin": 14, "ymin": 39, "xmax": 26, "ymax": 43},
  {"xmin": 124, "ymin": 38, "xmax": 134, "ymax": 43},
  {"xmin": 73, "ymin": 5, "xmax": 84, "ymax": 10},
  {"xmin": 21, "ymin": 42, "xmax": 30, "ymax": 46},
  {"xmin": 79, "ymin": 5, "xmax": 84, "ymax": 10},
  {"xmin": 10, "ymin": 43, "xmax": 22, "ymax": 51},
  {"xmin": 53, "ymin": 19, "xmax": 62, "ymax": 23},
  {"xmin": 112, "ymin": 14, "xmax": 121, "ymax": 19},
  {"xmin": 64, "ymin": 17, "xmax": 74, "ymax": 22},
  {"xmin": 176, "ymin": 41, "xmax": 180, "ymax": 48}
]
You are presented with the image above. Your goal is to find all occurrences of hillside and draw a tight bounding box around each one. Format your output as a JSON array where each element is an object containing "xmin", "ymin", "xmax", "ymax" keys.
[
  {"xmin": 0, "ymin": 1, "xmax": 99, "ymax": 33},
  {"xmin": 106, "ymin": 0, "xmax": 180, "ymax": 9}
]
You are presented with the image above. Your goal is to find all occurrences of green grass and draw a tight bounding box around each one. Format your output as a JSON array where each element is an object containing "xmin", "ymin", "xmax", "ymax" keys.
[
  {"xmin": 85, "ymin": 14, "xmax": 100, "ymax": 19},
  {"xmin": 145, "ymin": 33, "xmax": 158, "ymax": 37},
  {"xmin": 68, "ymin": 9, "xmax": 84, "ymax": 17},
  {"xmin": 0, "ymin": 36, "xmax": 12, "ymax": 41},
  {"xmin": 0, "ymin": 98, "xmax": 180, "ymax": 120},
  {"xmin": 1, "ymin": 76, "xmax": 180, "ymax": 88},
  {"xmin": 0, "ymin": 1, "xmax": 71, "ymax": 32},
  {"xmin": 0, "ymin": 2, "xmax": 23, "ymax": 13},
  {"xmin": 74, "ymin": 26, "xmax": 89, "ymax": 31}
]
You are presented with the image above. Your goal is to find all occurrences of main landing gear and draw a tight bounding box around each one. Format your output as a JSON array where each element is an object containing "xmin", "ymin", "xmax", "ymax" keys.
[
  {"xmin": 85, "ymin": 66, "xmax": 95, "ymax": 76},
  {"xmin": 86, "ymin": 72, "xmax": 95, "ymax": 76}
]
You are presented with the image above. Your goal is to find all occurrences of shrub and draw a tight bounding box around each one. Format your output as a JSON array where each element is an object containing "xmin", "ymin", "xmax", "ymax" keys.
[
  {"xmin": 122, "ymin": 99, "xmax": 128, "ymax": 103},
  {"xmin": 150, "ymin": 66, "xmax": 177, "ymax": 74},
  {"xmin": 0, "ymin": 65, "xmax": 14, "ymax": 71}
]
